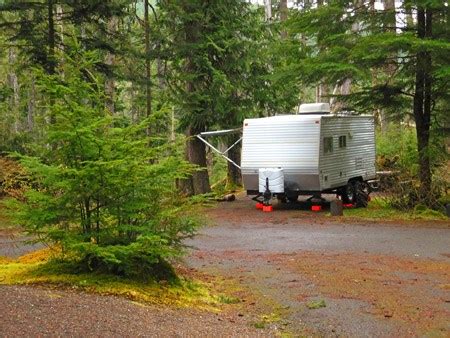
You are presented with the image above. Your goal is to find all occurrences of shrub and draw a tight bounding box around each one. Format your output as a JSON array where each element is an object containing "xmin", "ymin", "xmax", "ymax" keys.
[
  {"xmin": 0, "ymin": 156, "xmax": 30, "ymax": 200},
  {"xmin": 6, "ymin": 50, "xmax": 198, "ymax": 279},
  {"xmin": 376, "ymin": 125, "xmax": 448, "ymax": 209}
]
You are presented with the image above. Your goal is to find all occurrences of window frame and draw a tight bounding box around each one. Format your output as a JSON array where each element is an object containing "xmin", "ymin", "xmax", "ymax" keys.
[
  {"xmin": 323, "ymin": 136, "xmax": 333, "ymax": 154},
  {"xmin": 339, "ymin": 135, "xmax": 347, "ymax": 148}
]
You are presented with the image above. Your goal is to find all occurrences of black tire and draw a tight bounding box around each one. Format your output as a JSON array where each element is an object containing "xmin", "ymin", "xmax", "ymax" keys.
[
  {"xmin": 354, "ymin": 181, "xmax": 370, "ymax": 208},
  {"xmin": 277, "ymin": 194, "xmax": 288, "ymax": 204},
  {"xmin": 287, "ymin": 195, "xmax": 299, "ymax": 203},
  {"xmin": 340, "ymin": 181, "xmax": 356, "ymax": 204}
]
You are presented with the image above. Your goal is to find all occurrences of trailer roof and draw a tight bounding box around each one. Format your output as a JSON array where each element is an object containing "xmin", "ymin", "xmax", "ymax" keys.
[{"xmin": 243, "ymin": 114, "xmax": 372, "ymax": 124}]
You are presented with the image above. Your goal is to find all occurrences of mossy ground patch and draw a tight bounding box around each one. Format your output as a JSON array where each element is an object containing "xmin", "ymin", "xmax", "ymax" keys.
[{"xmin": 0, "ymin": 248, "xmax": 221, "ymax": 310}]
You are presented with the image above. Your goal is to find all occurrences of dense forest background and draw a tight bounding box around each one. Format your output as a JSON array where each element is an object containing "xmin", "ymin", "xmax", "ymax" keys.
[{"xmin": 0, "ymin": 1, "xmax": 448, "ymax": 275}]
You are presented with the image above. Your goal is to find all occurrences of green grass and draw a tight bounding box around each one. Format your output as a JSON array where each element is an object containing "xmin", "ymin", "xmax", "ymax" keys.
[
  {"xmin": 252, "ymin": 309, "xmax": 284, "ymax": 330},
  {"xmin": 306, "ymin": 299, "xmax": 326, "ymax": 310},
  {"xmin": 217, "ymin": 294, "xmax": 241, "ymax": 304},
  {"xmin": 340, "ymin": 197, "xmax": 448, "ymax": 221},
  {"xmin": 253, "ymin": 321, "xmax": 266, "ymax": 329}
]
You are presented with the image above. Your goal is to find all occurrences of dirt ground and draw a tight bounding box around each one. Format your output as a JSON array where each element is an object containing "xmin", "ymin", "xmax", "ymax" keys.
[
  {"xmin": 1, "ymin": 194, "xmax": 449, "ymax": 337},
  {"xmin": 184, "ymin": 194, "xmax": 450, "ymax": 336},
  {"xmin": 0, "ymin": 285, "xmax": 269, "ymax": 337}
]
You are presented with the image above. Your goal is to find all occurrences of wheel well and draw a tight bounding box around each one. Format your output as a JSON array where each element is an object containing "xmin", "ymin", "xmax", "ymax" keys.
[{"xmin": 348, "ymin": 176, "xmax": 363, "ymax": 183}]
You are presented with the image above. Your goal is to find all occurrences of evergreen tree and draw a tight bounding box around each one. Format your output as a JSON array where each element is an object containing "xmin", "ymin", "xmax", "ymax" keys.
[
  {"xmin": 157, "ymin": 0, "xmax": 297, "ymax": 193},
  {"xmin": 282, "ymin": 0, "xmax": 449, "ymax": 203},
  {"xmin": 8, "ymin": 47, "xmax": 196, "ymax": 277}
]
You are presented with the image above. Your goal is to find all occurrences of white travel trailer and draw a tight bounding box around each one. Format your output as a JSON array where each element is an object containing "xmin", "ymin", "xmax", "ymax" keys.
[{"xmin": 198, "ymin": 103, "xmax": 376, "ymax": 207}]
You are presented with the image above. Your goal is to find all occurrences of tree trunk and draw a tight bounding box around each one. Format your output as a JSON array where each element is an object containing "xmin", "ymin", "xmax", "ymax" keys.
[
  {"xmin": 47, "ymin": 0, "xmax": 56, "ymax": 126},
  {"xmin": 413, "ymin": 6, "xmax": 433, "ymax": 200},
  {"xmin": 178, "ymin": 2, "xmax": 211, "ymax": 195},
  {"xmin": 27, "ymin": 76, "xmax": 35, "ymax": 131},
  {"xmin": 56, "ymin": 4, "xmax": 64, "ymax": 50},
  {"xmin": 227, "ymin": 136, "xmax": 242, "ymax": 187},
  {"xmin": 144, "ymin": 0, "xmax": 152, "ymax": 125},
  {"xmin": 379, "ymin": 0, "xmax": 396, "ymax": 132},
  {"xmin": 279, "ymin": 0, "xmax": 288, "ymax": 38},
  {"xmin": 180, "ymin": 127, "xmax": 211, "ymax": 195},
  {"xmin": 405, "ymin": 3, "xmax": 414, "ymax": 29},
  {"xmin": 7, "ymin": 48, "xmax": 20, "ymax": 133},
  {"xmin": 264, "ymin": 0, "xmax": 272, "ymax": 21},
  {"xmin": 332, "ymin": 0, "xmax": 364, "ymax": 111},
  {"xmin": 315, "ymin": 0, "xmax": 329, "ymax": 104},
  {"xmin": 105, "ymin": 16, "xmax": 118, "ymax": 115},
  {"xmin": 170, "ymin": 108, "xmax": 175, "ymax": 141},
  {"xmin": 384, "ymin": 0, "xmax": 396, "ymax": 27},
  {"xmin": 47, "ymin": 0, "xmax": 56, "ymax": 76},
  {"xmin": 316, "ymin": 83, "xmax": 328, "ymax": 103}
]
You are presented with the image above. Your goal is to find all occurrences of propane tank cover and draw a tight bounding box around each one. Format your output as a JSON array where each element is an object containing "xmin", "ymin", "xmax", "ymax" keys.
[{"xmin": 258, "ymin": 168, "xmax": 284, "ymax": 193}]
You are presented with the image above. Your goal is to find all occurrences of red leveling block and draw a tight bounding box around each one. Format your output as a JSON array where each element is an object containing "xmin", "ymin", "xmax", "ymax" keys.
[
  {"xmin": 263, "ymin": 205, "xmax": 273, "ymax": 212},
  {"xmin": 256, "ymin": 202, "xmax": 264, "ymax": 210}
]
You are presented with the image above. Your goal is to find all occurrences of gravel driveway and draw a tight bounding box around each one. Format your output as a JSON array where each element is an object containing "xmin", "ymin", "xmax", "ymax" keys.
[
  {"xmin": 0, "ymin": 285, "xmax": 271, "ymax": 337},
  {"xmin": 0, "ymin": 231, "xmax": 44, "ymax": 258},
  {"xmin": 185, "ymin": 195, "xmax": 450, "ymax": 336}
]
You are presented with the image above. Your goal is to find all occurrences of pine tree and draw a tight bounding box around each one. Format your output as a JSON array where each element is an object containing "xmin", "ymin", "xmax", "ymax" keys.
[
  {"xmin": 282, "ymin": 0, "xmax": 449, "ymax": 203},
  {"xmin": 157, "ymin": 1, "xmax": 298, "ymax": 192},
  {"xmin": 8, "ymin": 47, "xmax": 196, "ymax": 277}
]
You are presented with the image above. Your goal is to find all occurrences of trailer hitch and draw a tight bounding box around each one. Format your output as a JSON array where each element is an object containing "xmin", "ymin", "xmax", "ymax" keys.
[{"xmin": 263, "ymin": 177, "xmax": 272, "ymax": 206}]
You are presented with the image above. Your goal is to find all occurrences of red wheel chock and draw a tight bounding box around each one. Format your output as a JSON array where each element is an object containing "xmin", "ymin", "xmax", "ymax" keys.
[
  {"xmin": 263, "ymin": 205, "xmax": 273, "ymax": 212},
  {"xmin": 311, "ymin": 205, "xmax": 322, "ymax": 211},
  {"xmin": 256, "ymin": 202, "xmax": 264, "ymax": 210}
]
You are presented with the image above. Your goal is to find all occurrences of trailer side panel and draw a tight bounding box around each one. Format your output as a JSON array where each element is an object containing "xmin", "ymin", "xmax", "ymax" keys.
[{"xmin": 318, "ymin": 116, "xmax": 376, "ymax": 190}]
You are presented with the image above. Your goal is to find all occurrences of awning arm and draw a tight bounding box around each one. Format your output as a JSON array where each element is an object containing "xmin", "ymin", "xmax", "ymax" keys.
[
  {"xmin": 223, "ymin": 136, "xmax": 242, "ymax": 155},
  {"xmin": 196, "ymin": 134, "xmax": 241, "ymax": 170}
]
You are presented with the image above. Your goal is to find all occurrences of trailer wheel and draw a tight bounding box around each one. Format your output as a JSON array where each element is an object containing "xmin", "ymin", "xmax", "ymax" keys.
[
  {"xmin": 277, "ymin": 194, "xmax": 288, "ymax": 204},
  {"xmin": 354, "ymin": 181, "xmax": 370, "ymax": 208},
  {"xmin": 287, "ymin": 195, "xmax": 299, "ymax": 203},
  {"xmin": 340, "ymin": 181, "xmax": 356, "ymax": 204}
]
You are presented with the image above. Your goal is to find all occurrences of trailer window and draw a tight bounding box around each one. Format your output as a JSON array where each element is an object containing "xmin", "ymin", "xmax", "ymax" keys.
[
  {"xmin": 323, "ymin": 137, "xmax": 333, "ymax": 154},
  {"xmin": 339, "ymin": 135, "xmax": 347, "ymax": 148}
]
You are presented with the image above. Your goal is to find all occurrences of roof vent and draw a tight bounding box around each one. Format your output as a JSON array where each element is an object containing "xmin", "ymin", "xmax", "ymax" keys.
[{"xmin": 299, "ymin": 103, "xmax": 330, "ymax": 114}]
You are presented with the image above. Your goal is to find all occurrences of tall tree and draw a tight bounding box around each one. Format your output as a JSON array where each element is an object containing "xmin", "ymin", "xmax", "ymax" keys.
[
  {"xmin": 159, "ymin": 1, "xmax": 275, "ymax": 194},
  {"xmin": 282, "ymin": 0, "xmax": 449, "ymax": 202},
  {"xmin": 144, "ymin": 0, "xmax": 152, "ymax": 123}
]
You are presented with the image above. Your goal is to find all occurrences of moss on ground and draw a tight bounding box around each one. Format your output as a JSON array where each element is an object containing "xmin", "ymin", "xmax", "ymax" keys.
[
  {"xmin": 340, "ymin": 197, "xmax": 448, "ymax": 222},
  {"xmin": 0, "ymin": 248, "xmax": 221, "ymax": 311}
]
